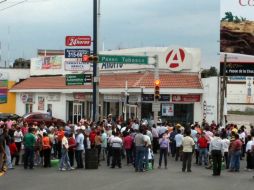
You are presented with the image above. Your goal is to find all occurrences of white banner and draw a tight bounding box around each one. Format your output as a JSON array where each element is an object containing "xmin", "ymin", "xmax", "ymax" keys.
[
  {"xmin": 64, "ymin": 59, "xmax": 91, "ymax": 71},
  {"xmin": 162, "ymin": 103, "xmax": 174, "ymax": 116}
]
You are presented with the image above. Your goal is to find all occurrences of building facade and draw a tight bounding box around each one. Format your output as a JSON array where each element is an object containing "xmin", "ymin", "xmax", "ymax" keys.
[{"xmin": 10, "ymin": 47, "xmax": 207, "ymax": 125}]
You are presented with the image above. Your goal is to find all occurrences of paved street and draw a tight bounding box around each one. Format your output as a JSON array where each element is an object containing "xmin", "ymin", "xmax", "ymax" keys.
[{"xmin": 1, "ymin": 155, "xmax": 253, "ymax": 190}]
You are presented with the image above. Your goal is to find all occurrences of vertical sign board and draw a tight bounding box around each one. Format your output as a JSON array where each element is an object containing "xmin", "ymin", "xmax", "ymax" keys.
[{"xmin": 0, "ymin": 80, "xmax": 8, "ymax": 104}]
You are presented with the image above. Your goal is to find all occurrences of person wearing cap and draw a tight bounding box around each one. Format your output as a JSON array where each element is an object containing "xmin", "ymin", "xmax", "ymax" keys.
[{"xmin": 209, "ymin": 132, "xmax": 223, "ymax": 176}]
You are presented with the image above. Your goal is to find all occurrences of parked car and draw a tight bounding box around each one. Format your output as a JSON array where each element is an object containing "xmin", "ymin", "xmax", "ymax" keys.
[
  {"xmin": 23, "ymin": 112, "xmax": 65, "ymax": 127},
  {"xmin": 0, "ymin": 113, "xmax": 21, "ymax": 122}
]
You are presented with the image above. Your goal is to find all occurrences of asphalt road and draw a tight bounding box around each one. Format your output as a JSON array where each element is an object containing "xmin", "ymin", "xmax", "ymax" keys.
[{"xmin": 1, "ymin": 155, "xmax": 253, "ymax": 190}]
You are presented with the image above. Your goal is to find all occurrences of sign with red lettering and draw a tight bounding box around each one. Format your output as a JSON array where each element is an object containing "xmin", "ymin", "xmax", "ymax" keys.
[
  {"xmin": 65, "ymin": 36, "xmax": 91, "ymax": 46},
  {"xmin": 172, "ymin": 95, "xmax": 200, "ymax": 102}
]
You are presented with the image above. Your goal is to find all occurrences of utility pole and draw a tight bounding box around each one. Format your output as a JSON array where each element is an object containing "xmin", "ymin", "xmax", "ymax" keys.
[
  {"xmin": 220, "ymin": 54, "xmax": 227, "ymax": 126},
  {"xmin": 92, "ymin": 0, "xmax": 99, "ymax": 122},
  {"xmin": 153, "ymin": 55, "xmax": 159, "ymax": 125}
]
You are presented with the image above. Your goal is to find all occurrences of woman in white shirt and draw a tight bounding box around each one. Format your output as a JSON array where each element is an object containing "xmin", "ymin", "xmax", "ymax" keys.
[{"xmin": 14, "ymin": 126, "xmax": 23, "ymax": 165}]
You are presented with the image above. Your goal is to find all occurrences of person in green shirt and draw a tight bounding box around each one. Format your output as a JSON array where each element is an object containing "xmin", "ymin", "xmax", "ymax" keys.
[{"xmin": 23, "ymin": 127, "xmax": 36, "ymax": 169}]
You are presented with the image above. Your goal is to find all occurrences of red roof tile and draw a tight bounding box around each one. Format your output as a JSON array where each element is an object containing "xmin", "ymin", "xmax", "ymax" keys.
[{"xmin": 11, "ymin": 72, "xmax": 202, "ymax": 90}]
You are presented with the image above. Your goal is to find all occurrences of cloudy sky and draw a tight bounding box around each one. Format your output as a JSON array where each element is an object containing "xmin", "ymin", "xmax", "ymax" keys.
[{"xmin": 0, "ymin": 0, "xmax": 220, "ymax": 68}]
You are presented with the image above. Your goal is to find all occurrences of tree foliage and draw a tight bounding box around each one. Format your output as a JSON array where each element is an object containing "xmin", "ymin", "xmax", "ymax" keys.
[
  {"xmin": 221, "ymin": 12, "xmax": 247, "ymax": 23},
  {"xmin": 201, "ymin": 67, "xmax": 218, "ymax": 78}
]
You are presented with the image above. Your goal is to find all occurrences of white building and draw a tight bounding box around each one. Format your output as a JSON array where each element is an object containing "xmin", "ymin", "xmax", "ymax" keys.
[{"xmin": 10, "ymin": 47, "xmax": 211, "ymax": 125}]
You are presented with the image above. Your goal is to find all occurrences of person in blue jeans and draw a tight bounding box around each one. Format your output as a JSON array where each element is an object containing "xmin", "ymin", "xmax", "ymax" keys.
[
  {"xmin": 158, "ymin": 133, "xmax": 169, "ymax": 169},
  {"xmin": 134, "ymin": 128, "xmax": 146, "ymax": 172},
  {"xmin": 229, "ymin": 134, "xmax": 242, "ymax": 172},
  {"xmin": 59, "ymin": 133, "xmax": 74, "ymax": 171}
]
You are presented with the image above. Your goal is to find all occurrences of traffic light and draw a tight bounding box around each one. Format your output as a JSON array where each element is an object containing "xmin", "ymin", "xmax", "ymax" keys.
[
  {"xmin": 154, "ymin": 79, "xmax": 160, "ymax": 101},
  {"xmin": 82, "ymin": 55, "xmax": 98, "ymax": 62}
]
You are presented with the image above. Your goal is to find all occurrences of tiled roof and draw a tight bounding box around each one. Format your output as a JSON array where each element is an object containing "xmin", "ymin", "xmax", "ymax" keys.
[{"xmin": 11, "ymin": 72, "xmax": 202, "ymax": 90}]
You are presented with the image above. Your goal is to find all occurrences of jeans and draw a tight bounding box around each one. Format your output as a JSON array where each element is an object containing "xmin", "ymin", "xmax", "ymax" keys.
[
  {"xmin": 59, "ymin": 149, "xmax": 71, "ymax": 169},
  {"xmin": 24, "ymin": 147, "xmax": 34, "ymax": 169},
  {"xmin": 230, "ymin": 150, "xmax": 241, "ymax": 171},
  {"xmin": 144, "ymin": 147, "xmax": 149, "ymax": 169},
  {"xmin": 135, "ymin": 146, "xmax": 145, "ymax": 171},
  {"xmin": 15, "ymin": 142, "xmax": 22, "ymax": 165},
  {"xmin": 5, "ymin": 145, "xmax": 13, "ymax": 169},
  {"xmin": 175, "ymin": 146, "xmax": 182, "ymax": 161},
  {"xmin": 75, "ymin": 150, "xmax": 84, "ymax": 168},
  {"xmin": 101, "ymin": 147, "xmax": 107, "ymax": 160},
  {"xmin": 199, "ymin": 148, "xmax": 208, "ymax": 165},
  {"xmin": 159, "ymin": 148, "xmax": 168, "ymax": 167}
]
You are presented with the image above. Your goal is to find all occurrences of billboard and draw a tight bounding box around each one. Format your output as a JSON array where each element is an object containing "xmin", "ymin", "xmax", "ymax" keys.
[{"xmin": 220, "ymin": 0, "xmax": 254, "ymax": 76}]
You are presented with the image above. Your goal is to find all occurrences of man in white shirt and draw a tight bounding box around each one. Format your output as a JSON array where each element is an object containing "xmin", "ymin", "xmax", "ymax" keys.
[
  {"xmin": 75, "ymin": 129, "xmax": 84, "ymax": 169},
  {"xmin": 174, "ymin": 129, "xmax": 183, "ymax": 161},
  {"xmin": 14, "ymin": 126, "xmax": 23, "ymax": 165},
  {"xmin": 110, "ymin": 132, "xmax": 123, "ymax": 168}
]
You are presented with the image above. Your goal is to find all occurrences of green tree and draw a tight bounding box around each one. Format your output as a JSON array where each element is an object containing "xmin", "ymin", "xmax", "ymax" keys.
[{"xmin": 201, "ymin": 67, "xmax": 218, "ymax": 78}]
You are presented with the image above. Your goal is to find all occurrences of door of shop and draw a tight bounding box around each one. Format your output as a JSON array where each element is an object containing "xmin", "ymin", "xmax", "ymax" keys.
[{"xmin": 73, "ymin": 102, "xmax": 83, "ymax": 124}]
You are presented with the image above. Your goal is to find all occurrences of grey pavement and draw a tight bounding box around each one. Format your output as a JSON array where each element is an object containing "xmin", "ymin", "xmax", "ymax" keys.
[{"xmin": 1, "ymin": 155, "xmax": 253, "ymax": 190}]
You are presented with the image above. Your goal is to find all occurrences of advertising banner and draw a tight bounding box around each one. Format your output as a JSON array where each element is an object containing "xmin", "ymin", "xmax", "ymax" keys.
[
  {"xmin": 162, "ymin": 103, "xmax": 174, "ymax": 116},
  {"xmin": 64, "ymin": 59, "xmax": 91, "ymax": 71},
  {"xmin": 38, "ymin": 96, "xmax": 45, "ymax": 110},
  {"xmin": 220, "ymin": 0, "xmax": 254, "ymax": 76},
  {"xmin": 31, "ymin": 56, "xmax": 63, "ymax": 70},
  {"xmin": 0, "ymin": 80, "xmax": 8, "ymax": 104}
]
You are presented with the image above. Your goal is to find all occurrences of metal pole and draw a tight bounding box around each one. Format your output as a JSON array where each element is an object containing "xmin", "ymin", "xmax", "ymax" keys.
[
  {"xmin": 220, "ymin": 54, "xmax": 227, "ymax": 126},
  {"xmin": 153, "ymin": 55, "xmax": 159, "ymax": 125},
  {"xmin": 92, "ymin": 0, "xmax": 98, "ymax": 122}
]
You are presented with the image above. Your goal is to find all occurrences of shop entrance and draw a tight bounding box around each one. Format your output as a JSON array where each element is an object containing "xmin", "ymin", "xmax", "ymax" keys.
[{"xmin": 67, "ymin": 101, "xmax": 84, "ymax": 124}]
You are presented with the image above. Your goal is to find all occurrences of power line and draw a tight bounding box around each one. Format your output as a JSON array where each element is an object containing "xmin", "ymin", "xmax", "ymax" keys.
[{"xmin": 0, "ymin": 0, "xmax": 27, "ymax": 12}]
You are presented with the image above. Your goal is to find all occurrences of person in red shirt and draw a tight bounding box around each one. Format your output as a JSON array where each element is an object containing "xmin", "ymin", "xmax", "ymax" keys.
[
  {"xmin": 68, "ymin": 133, "xmax": 76, "ymax": 167},
  {"xmin": 9, "ymin": 138, "xmax": 18, "ymax": 163},
  {"xmin": 229, "ymin": 134, "xmax": 243, "ymax": 172},
  {"xmin": 89, "ymin": 128, "xmax": 96, "ymax": 149},
  {"xmin": 197, "ymin": 132, "xmax": 208, "ymax": 166},
  {"xmin": 56, "ymin": 127, "xmax": 65, "ymax": 159},
  {"xmin": 42, "ymin": 133, "xmax": 51, "ymax": 168},
  {"xmin": 123, "ymin": 132, "xmax": 133, "ymax": 165}
]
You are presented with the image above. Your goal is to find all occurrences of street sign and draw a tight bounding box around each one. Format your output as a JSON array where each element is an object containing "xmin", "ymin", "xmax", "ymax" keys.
[
  {"xmin": 66, "ymin": 74, "xmax": 92, "ymax": 85},
  {"xmin": 99, "ymin": 55, "xmax": 148, "ymax": 64},
  {"xmin": 152, "ymin": 102, "xmax": 161, "ymax": 112},
  {"xmin": 65, "ymin": 49, "xmax": 90, "ymax": 58},
  {"xmin": 65, "ymin": 36, "xmax": 91, "ymax": 46},
  {"xmin": 66, "ymin": 74, "xmax": 85, "ymax": 85},
  {"xmin": 84, "ymin": 74, "xmax": 92, "ymax": 83}
]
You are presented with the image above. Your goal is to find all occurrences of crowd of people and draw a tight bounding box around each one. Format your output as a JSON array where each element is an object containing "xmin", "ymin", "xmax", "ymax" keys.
[{"xmin": 0, "ymin": 114, "xmax": 254, "ymax": 179}]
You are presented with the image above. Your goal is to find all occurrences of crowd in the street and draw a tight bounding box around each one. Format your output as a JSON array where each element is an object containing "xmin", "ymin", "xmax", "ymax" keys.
[{"xmin": 0, "ymin": 114, "xmax": 254, "ymax": 178}]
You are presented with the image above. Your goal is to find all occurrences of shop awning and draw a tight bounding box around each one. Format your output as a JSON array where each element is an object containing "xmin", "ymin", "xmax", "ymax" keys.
[{"xmin": 10, "ymin": 72, "xmax": 203, "ymax": 93}]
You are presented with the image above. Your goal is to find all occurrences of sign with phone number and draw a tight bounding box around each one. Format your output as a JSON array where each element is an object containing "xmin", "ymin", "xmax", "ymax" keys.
[{"xmin": 65, "ymin": 49, "xmax": 90, "ymax": 58}]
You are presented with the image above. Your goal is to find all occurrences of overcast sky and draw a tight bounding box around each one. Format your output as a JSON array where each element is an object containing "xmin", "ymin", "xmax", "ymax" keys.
[{"xmin": 0, "ymin": 0, "xmax": 220, "ymax": 68}]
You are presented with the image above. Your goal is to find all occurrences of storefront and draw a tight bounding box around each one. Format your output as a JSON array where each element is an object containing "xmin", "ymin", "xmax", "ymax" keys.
[{"xmin": 10, "ymin": 47, "xmax": 205, "ymax": 124}]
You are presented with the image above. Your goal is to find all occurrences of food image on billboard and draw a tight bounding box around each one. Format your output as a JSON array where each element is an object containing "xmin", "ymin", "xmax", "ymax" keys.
[{"xmin": 220, "ymin": 0, "xmax": 254, "ymax": 76}]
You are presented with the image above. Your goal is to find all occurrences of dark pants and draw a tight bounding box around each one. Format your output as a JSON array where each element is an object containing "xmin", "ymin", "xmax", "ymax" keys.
[
  {"xmin": 246, "ymin": 152, "xmax": 253, "ymax": 169},
  {"xmin": 152, "ymin": 137, "xmax": 159, "ymax": 153},
  {"xmin": 57, "ymin": 141, "xmax": 62, "ymax": 159},
  {"xmin": 135, "ymin": 146, "xmax": 145, "ymax": 171},
  {"xmin": 96, "ymin": 145, "xmax": 101, "ymax": 163},
  {"xmin": 170, "ymin": 141, "xmax": 176, "ymax": 157},
  {"xmin": 111, "ymin": 148, "xmax": 121, "ymax": 168},
  {"xmin": 107, "ymin": 146, "xmax": 112, "ymax": 166},
  {"xmin": 159, "ymin": 148, "xmax": 168, "ymax": 167},
  {"xmin": 24, "ymin": 147, "xmax": 34, "ymax": 169},
  {"xmin": 43, "ymin": 148, "xmax": 51, "ymax": 167},
  {"xmin": 224, "ymin": 152, "xmax": 229, "ymax": 169},
  {"xmin": 195, "ymin": 149, "xmax": 200, "ymax": 164},
  {"xmin": 68, "ymin": 149, "xmax": 75, "ymax": 167},
  {"xmin": 182, "ymin": 152, "xmax": 192, "ymax": 172},
  {"xmin": 75, "ymin": 150, "xmax": 84, "ymax": 168},
  {"xmin": 15, "ymin": 142, "xmax": 22, "ymax": 165},
  {"xmin": 212, "ymin": 150, "xmax": 222, "ymax": 175},
  {"xmin": 125, "ymin": 149, "xmax": 133, "ymax": 164},
  {"xmin": 175, "ymin": 146, "xmax": 182, "ymax": 161}
]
